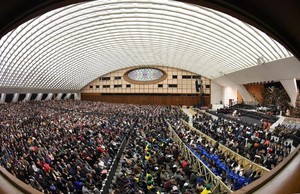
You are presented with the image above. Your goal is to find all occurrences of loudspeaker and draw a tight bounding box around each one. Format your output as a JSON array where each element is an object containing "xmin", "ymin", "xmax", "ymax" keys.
[
  {"xmin": 195, "ymin": 80, "xmax": 199, "ymax": 92},
  {"xmin": 195, "ymin": 79, "xmax": 203, "ymax": 93}
]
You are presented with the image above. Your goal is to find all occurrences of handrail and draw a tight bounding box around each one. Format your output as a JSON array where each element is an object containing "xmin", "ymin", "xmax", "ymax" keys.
[
  {"xmin": 100, "ymin": 119, "xmax": 137, "ymax": 194},
  {"xmin": 166, "ymin": 120, "xmax": 233, "ymax": 194},
  {"xmin": 181, "ymin": 119, "xmax": 270, "ymax": 176},
  {"xmin": 233, "ymin": 145, "xmax": 300, "ymax": 194},
  {"xmin": 0, "ymin": 166, "xmax": 42, "ymax": 194}
]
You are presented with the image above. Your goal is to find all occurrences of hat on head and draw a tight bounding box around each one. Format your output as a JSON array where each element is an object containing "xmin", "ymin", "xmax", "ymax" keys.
[
  {"xmin": 147, "ymin": 179, "xmax": 153, "ymax": 185},
  {"xmin": 147, "ymin": 175, "xmax": 153, "ymax": 180},
  {"xmin": 206, "ymin": 183, "xmax": 211, "ymax": 190}
]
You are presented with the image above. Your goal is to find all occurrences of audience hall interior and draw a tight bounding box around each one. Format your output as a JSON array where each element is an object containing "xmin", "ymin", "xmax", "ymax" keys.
[{"xmin": 0, "ymin": 100, "xmax": 298, "ymax": 193}]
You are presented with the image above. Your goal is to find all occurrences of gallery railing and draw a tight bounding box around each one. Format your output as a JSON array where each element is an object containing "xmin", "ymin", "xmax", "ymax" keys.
[
  {"xmin": 181, "ymin": 119, "xmax": 270, "ymax": 176},
  {"xmin": 233, "ymin": 145, "xmax": 300, "ymax": 194},
  {"xmin": 166, "ymin": 120, "xmax": 233, "ymax": 194},
  {"xmin": 0, "ymin": 166, "xmax": 42, "ymax": 194}
]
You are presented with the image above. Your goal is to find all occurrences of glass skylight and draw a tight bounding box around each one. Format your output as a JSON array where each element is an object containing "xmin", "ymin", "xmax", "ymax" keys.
[
  {"xmin": 128, "ymin": 68, "xmax": 164, "ymax": 81},
  {"xmin": 0, "ymin": 0, "xmax": 293, "ymax": 90}
]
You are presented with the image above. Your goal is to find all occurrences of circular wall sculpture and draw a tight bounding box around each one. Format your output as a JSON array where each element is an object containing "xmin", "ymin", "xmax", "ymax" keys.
[{"xmin": 124, "ymin": 67, "xmax": 167, "ymax": 84}]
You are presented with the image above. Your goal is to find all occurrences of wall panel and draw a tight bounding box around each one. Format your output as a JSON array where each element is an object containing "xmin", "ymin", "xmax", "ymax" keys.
[
  {"xmin": 244, "ymin": 83, "xmax": 264, "ymax": 102},
  {"xmin": 81, "ymin": 93, "xmax": 204, "ymax": 106},
  {"xmin": 81, "ymin": 66, "xmax": 210, "ymax": 95}
]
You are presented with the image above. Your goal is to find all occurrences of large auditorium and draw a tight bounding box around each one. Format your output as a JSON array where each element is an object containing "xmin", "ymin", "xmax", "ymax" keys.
[{"xmin": 0, "ymin": 0, "xmax": 299, "ymax": 194}]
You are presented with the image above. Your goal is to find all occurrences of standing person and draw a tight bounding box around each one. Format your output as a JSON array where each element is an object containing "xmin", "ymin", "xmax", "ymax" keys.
[{"xmin": 267, "ymin": 120, "xmax": 271, "ymax": 130}]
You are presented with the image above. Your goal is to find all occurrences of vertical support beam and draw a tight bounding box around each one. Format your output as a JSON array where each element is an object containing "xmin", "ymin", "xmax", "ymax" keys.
[
  {"xmin": 0, "ymin": 93, "xmax": 6, "ymax": 104},
  {"xmin": 56, "ymin": 93, "xmax": 63, "ymax": 100},
  {"xmin": 12, "ymin": 93, "xmax": 19, "ymax": 103},
  {"xmin": 64, "ymin": 93, "xmax": 71, "ymax": 99},
  {"xmin": 210, "ymin": 81, "xmax": 223, "ymax": 105},
  {"xmin": 74, "ymin": 93, "xmax": 81, "ymax": 100},
  {"xmin": 35, "ymin": 93, "xmax": 43, "ymax": 101},
  {"xmin": 280, "ymin": 79, "xmax": 298, "ymax": 107},
  {"xmin": 24, "ymin": 93, "xmax": 31, "ymax": 101},
  {"xmin": 45, "ymin": 93, "xmax": 54, "ymax": 100}
]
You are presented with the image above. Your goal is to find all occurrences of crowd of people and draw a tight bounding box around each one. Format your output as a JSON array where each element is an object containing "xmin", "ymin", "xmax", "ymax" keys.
[
  {"xmin": 164, "ymin": 108, "xmax": 296, "ymax": 191},
  {"xmin": 0, "ymin": 99, "xmax": 295, "ymax": 193},
  {"xmin": 168, "ymin": 118, "xmax": 256, "ymax": 191},
  {"xmin": 0, "ymin": 100, "xmax": 201, "ymax": 193},
  {"xmin": 111, "ymin": 107, "xmax": 213, "ymax": 194},
  {"xmin": 0, "ymin": 100, "xmax": 152, "ymax": 193},
  {"xmin": 192, "ymin": 111, "xmax": 291, "ymax": 170},
  {"xmin": 273, "ymin": 117, "xmax": 300, "ymax": 141}
]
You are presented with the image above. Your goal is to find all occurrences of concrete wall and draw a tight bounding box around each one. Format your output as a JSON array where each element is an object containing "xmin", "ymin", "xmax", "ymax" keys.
[
  {"xmin": 211, "ymin": 81, "xmax": 238, "ymax": 107},
  {"xmin": 211, "ymin": 81, "xmax": 223, "ymax": 105}
]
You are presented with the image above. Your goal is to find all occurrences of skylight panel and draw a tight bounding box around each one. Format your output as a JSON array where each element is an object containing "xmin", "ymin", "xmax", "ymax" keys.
[{"xmin": 0, "ymin": 0, "xmax": 293, "ymax": 90}]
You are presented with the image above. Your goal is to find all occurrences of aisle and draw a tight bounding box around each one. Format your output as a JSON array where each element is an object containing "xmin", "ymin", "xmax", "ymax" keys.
[
  {"xmin": 181, "ymin": 107, "xmax": 194, "ymax": 125},
  {"xmin": 270, "ymin": 116, "xmax": 285, "ymax": 130},
  {"xmin": 200, "ymin": 109, "xmax": 219, "ymax": 120}
]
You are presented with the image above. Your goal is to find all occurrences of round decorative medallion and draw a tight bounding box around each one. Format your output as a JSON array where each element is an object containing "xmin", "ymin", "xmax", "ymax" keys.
[{"xmin": 124, "ymin": 68, "xmax": 167, "ymax": 84}]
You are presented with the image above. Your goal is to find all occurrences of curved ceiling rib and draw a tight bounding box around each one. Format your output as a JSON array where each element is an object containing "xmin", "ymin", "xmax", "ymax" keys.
[{"xmin": 0, "ymin": 0, "xmax": 293, "ymax": 90}]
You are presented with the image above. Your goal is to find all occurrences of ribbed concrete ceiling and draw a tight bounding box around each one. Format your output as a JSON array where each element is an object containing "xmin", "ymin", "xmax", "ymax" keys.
[{"xmin": 0, "ymin": 0, "xmax": 293, "ymax": 90}]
